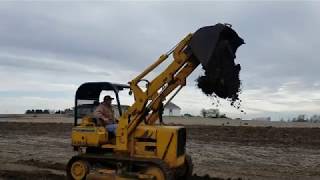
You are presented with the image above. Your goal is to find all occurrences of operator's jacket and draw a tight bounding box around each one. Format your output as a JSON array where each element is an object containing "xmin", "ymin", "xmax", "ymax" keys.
[{"xmin": 93, "ymin": 103, "xmax": 115, "ymax": 126}]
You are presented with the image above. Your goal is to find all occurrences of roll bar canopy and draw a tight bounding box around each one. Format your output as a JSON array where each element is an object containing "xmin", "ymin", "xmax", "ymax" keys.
[
  {"xmin": 76, "ymin": 82, "xmax": 130, "ymax": 100},
  {"xmin": 74, "ymin": 82, "xmax": 130, "ymax": 126}
]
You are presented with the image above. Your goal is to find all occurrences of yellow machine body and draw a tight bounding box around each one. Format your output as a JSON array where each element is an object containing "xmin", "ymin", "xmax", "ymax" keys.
[
  {"xmin": 72, "ymin": 117, "xmax": 108, "ymax": 147},
  {"xmin": 67, "ymin": 24, "xmax": 244, "ymax": 179},
  {"xmin": 72, "ymin": 118, "xmax": 186, "ymax": 169},
  {"xmin": 133, "ymin": 125, "xmax": 186, "ymax": 168}
]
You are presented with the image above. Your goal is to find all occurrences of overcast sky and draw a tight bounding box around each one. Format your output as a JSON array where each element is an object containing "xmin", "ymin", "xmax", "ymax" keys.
[{"xmin": 0, "ymin": 1, "xmax": 320, "ymax": 120}]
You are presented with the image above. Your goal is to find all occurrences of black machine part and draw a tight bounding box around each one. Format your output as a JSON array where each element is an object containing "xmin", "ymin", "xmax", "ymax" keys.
[{"xmin": 189, "ymin": 23, "xmax": 244, "ymax": 101}]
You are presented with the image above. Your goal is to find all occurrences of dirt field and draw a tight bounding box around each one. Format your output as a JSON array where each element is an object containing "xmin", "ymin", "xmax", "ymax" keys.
[
  {"xmin": 2, "ymin": 114, "xmax": 320, "ymax": 128},
  {"xmin": 1, "ymin": 122, "xmax": 320, "ymax": 180}
]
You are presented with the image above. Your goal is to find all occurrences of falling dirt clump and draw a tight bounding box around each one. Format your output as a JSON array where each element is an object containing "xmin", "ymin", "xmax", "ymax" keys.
[
  {"xmin": 190, "ymin": 24, "xmax": 244, "ymax": 107},
  {"xmin": 196, "ymin": 57, "xmax": 241, "ymax": 104}
]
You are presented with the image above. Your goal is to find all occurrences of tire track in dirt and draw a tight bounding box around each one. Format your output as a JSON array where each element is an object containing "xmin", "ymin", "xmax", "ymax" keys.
[
  {"xmin": 0, "ymin": 170, "xmax": 240, "ymax": 180},
  {"xmin": 1, "ymin": 122, "xmax": 320, "ymax": 179}
]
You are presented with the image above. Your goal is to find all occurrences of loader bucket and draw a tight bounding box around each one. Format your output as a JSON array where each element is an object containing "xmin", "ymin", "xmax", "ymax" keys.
[{"xmin": 189, "ymin": 23, "xmax": 244, "ymax": 102}]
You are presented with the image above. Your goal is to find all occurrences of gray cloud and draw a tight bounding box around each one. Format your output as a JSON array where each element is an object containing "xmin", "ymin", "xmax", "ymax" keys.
[{"xmin": 0, "ymin": 2, "xmax": 319, "ymax": 119}]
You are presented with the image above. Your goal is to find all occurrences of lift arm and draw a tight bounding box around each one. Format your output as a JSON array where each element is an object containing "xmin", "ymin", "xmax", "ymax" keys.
[
  {"xmin": 115, "ymin": 24, "xmax": 244, "ymax": 151},
  {"xmin": 127, "ymin": 34, "xmax": 197, "ymax": 131}
]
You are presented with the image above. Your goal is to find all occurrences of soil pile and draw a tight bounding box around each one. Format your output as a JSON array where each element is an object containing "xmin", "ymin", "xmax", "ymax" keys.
[
  {"xmin": 0, "ymin": 170, "xmax": 235, "ymax": 180},
  {"xmin": 0, "ymin": 170, "xmax": 63, "ymax": 180},
  {"xmin": 187, "ymin": 125, "xmax": 320, "ymax": 147}
]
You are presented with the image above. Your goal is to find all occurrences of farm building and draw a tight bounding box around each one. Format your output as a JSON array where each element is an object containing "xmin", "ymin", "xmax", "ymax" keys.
[{"xmin": 163, "ymin": 102, "xmax": 181, "ymax": 116}]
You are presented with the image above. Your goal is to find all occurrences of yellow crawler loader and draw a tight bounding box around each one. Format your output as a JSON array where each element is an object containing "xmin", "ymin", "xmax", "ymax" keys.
[{"xmin": 67, "ymin": 23, "xmax": 244, "ymax": 180}]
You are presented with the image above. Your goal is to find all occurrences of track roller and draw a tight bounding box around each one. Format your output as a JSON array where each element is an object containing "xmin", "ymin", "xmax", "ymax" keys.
[
  {"xmin": 143, "ymin": 165, "xmax": 166, "ymax": 180},
  {"xmin": 67, "ymin": 156, "xmax": 90, "ymax": 180}
]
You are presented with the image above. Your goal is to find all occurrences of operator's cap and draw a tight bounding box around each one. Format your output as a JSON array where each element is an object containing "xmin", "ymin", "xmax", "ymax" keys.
[{"xmin": 103, "ymin": 95, "xmax": 114, "ymax": 101}]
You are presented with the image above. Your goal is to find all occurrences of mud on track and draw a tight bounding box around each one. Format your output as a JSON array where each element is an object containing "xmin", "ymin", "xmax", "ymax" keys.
[{"xmin": 1, "ymin": 122, "xmax": 320, "ymax": 180}]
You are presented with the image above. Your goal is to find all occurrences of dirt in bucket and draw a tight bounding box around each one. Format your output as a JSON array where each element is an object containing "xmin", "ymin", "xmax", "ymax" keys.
[{"xmin": 196, "ymin": 25, "xmax": 243, "ymax": 109}]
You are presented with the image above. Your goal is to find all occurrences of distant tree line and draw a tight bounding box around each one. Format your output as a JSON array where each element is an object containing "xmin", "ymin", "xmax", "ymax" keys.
[
  {"xmin": 25, "ymin": 109, "xmax": 50, "ymax": 114},
  {"xmin": 25, "ymin": 108, "xmax": 73, "ymax": 115},
  {"xmin": 283, "ymin": 114, "xmax": 320, "ymax": 123}
]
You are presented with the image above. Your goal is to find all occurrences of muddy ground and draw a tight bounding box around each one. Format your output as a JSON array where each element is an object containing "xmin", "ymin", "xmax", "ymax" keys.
[{"xmin": 0, "ymin": 122, "xmax": 320, "ymax": 180}]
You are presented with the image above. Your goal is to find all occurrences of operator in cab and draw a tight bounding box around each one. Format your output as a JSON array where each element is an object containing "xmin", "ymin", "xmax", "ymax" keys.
[{"xmin": 93, "ymin": 95, "xmax": 117, "ymax": 135}]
